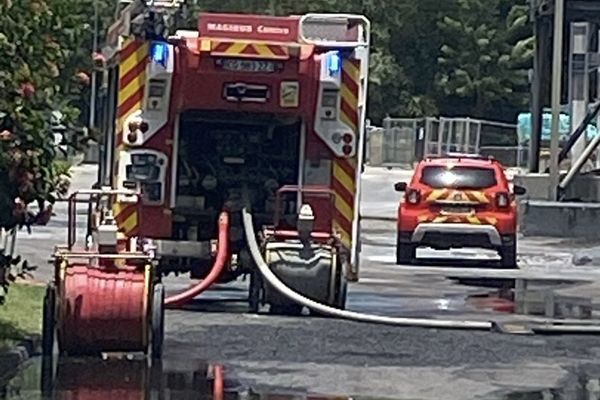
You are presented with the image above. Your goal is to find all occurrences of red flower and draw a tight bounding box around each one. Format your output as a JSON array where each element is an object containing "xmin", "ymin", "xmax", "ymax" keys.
[
  {"xmin": 19, "ymin": 82, "xmax": 35, "ymax": 99},
  {"xmin": 0, "ymin": 129, "xmax": 12, "ymax": 141}
]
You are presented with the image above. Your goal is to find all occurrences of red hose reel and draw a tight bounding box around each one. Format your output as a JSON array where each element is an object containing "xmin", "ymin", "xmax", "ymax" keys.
[{"xmin": 42, "ymin": 189, "xmax": 164, "ymax": 358}]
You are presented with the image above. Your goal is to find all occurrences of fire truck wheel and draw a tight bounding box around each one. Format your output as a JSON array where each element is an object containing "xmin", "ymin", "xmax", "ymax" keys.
[
  {"xmin": 42, "ymin": 283, "xmax": 56, "ymax": 358},
  {"xmin": 248, "ymin": 270, "xmax": 262, "ymax": 314},
  {"xmin": 335, "ymin": 266, "xmax": 348, "ymax": 310},
  {"xmin": 396, "ymin": 242, "xmax": 416, "ymax": 265},
  {"xmin": 40, "ymin": 356, "xmax": 54, "ymax": 396},
  {"xmin": 149, "ymin": 359, "xmax": 165, "ymax": 393},
  {"xmin": 269, "ymin": 303, "xmax": 303, "ymax": 316},
  {"xmin": 151, "ymin": 283, "xmax": 165, "ymax": 359}
]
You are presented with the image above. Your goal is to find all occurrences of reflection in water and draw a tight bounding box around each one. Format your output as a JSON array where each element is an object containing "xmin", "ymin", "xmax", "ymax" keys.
[
  {"xmin": 1, "ymin": 358, "xmax": 356, "ymax": 400},
  {"xmin": 456, "ymin": 278, "xmax": 593, "ymax": 320},
  {"xmin": 3, "ymin": 357, "xmax": 600, "ymax": 400},
  {"xmin": 1, "ymin": 357, "xmax": 228, "ymax": 400}
]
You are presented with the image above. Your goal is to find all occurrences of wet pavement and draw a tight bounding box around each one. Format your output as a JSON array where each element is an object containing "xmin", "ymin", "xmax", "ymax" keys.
[
  {"xmin": 4, "ymin": 356, "xmax": 600, "ymax": 400},
  {"xmin": 5, "ymin": 164, "xmax": 600, "ymax": 399}
]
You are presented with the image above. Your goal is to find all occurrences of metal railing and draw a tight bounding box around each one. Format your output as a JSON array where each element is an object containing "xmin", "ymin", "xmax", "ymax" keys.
[{"xmin": 366, "ymin": 116, "xmax": 523, "ymax": 168}]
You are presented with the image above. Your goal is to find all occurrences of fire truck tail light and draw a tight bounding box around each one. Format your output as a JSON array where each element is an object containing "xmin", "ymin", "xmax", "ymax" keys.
[
  {"xmin": 342, "ymin": 133, "xmax": 353, "ymax": 143},
  {"xmin": 342, "ymin": 144, "xmax": 352, "ymax": 155},
  {"xmin": 127, "ymin": 131, "xmax": 138, "ymax": 144},
  {"xmin": 332, "ymin": 133, "xmax": 342, "ymax": 144}
]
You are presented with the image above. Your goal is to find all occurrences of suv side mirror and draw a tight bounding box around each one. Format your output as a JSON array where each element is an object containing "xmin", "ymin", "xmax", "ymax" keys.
[
  {"xmin": 394, "ymin": 182, "xmax": 407, "ymax": 192},
  {"xmin": 513, "ymin": 185, "xmax": 527, "ymax": 196}
]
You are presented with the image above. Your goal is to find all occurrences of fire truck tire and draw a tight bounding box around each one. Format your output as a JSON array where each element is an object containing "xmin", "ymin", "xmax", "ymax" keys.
[
  {"xmin": 335, "ymin": 266, "xmax": 348, "ymax": 310},
  {"xmin": 151, "ymin": 283, "xmax": 165, "ymax": 359},
  {"xmin": 42, "ymin": 283, "xmax": 56, "ymax": 358},
  {"xmin": 396, "ymin": 242, "xmax": 416, "ymax": 265},
  {"xmin": 40, "ymin": 356, "xmax": 54, "ymax": 396},
  {"xmin": 248, "ymin": 270, "xmax": 262, "ymax": 313},
  {"xmin": 270, "ymin": 303, "xmax": 303, "ymax": 316},
  {"xmin": 499, "ymin": 235, "xmax": 517, "ymax": 269}
]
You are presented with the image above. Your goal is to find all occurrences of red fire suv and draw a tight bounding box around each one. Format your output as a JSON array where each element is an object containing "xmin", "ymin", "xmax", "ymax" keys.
[{"xmin": 394, "ymin": 154, "xmax": 526, "ymax": 267}]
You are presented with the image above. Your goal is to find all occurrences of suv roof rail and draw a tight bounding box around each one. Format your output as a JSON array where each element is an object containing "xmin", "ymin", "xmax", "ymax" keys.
[{"xmin": 426, "ymin": 153, "xmax": 495, "ymax": 162}]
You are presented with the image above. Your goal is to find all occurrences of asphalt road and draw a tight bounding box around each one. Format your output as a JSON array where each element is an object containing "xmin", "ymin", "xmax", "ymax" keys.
[{"xmin": 6, "ymin": 164, "xmax": 600, "ymax": 399}]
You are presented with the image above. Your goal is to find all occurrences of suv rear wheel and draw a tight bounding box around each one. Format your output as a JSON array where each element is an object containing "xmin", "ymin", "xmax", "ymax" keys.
[
  {"xmin": 396, "ymin": 242, "xmax": 416, "ymax": 265},
  {"xmin": 499, "ymin": 235, "xmax": 517, "ymax": 268}
]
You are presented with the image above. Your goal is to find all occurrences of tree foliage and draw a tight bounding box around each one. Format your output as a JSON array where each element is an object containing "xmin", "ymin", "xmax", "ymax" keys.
[
  {"xmin": 0, "ymin": 0, "xmax": 93, "ymax": 228},
  {"xmin": 435, "ymin": 0, "xmax": 532, "ymax": 118},
  {"xmin": 0, "ymin": 0, "xmax": 94, "ymax": 296}
]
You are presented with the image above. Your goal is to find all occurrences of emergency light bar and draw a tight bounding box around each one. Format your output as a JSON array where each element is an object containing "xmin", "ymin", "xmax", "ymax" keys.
[
  {"xmin": 326, "ymin": 51, "xmax": 341, "ymax": 76},
  {"xmin": 150, "ymin": 41, "xmax": 169, "ymax": 67}
]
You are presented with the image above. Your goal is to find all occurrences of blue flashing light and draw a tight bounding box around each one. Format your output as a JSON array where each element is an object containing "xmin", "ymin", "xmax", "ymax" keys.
[
  {"xmin": 150, "ymin": 41, "xmax": 169, "ymax": 68},
  {"xmin": 326, "ymin": 51, "xmax": 341, "ymax": 76}
]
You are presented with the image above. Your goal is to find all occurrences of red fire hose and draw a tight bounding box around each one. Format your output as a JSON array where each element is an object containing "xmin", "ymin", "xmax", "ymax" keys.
[
  {"xmin": 213, "ymin": 365, "xmax": 224, "ymax": 400},
  {"xmin": 164, "ymin": 212, "xmax": 230, "ymax": 308}
]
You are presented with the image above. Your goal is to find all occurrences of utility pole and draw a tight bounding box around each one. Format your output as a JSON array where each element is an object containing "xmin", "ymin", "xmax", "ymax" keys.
[
  {"xmin": 549, "ymin": 0, "xmax": 565, "ymax": 201},
  {"xmin": 89, "ymin": 0, "xmax": 99, "ymax": 130}
]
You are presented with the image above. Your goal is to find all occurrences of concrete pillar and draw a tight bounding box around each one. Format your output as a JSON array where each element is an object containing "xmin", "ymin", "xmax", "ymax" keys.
[
  {"xmin": 368, "ymin": 128, "xmax": 384, "ymax": 166},
  {"xmin": 569, "ymin": 22, "xmax": 591, "ymax": 161},
  {"xmin": 597, "ymin": 28, "xmax": 600, "ymax": 169},
  {"xmin": 529, "ymin": 15, "xmax": 549, "ymax": 173}
]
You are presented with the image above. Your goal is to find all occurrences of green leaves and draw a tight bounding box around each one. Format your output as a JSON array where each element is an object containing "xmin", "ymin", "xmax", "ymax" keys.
[
  {"xmin": 434, "ymin": 0, "xmax": 532, "ymax": 117},
  {"xmin": 0, "ymin": 0, "xmax": 95, "ymax": 240}
]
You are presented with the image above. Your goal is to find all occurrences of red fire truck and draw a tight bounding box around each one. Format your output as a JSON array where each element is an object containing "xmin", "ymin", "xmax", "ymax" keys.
[{"xmin": 94, "ymin": 1, "xmax": 370, "ymax": 314}]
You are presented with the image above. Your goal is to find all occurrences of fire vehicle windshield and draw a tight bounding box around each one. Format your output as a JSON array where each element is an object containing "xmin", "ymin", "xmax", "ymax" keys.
[{"xmin": 420, "ymin": 166, "xmax": 497, "ymax": 189}]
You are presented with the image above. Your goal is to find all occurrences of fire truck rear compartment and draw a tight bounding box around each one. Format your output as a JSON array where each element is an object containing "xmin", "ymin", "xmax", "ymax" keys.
[{"xmin": 172, "ymin": 111, "xmax": 301, "ymax": 277}]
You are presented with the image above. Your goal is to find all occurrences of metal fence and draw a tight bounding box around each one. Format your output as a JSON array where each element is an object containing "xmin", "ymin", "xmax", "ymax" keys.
[
  {"xmin": 0, "ymin": 227, "xmax": 17, "ymax": 286},
  {"xmin": 366, "ymin": 116, "xmax": 526, "ymax": 168},
  {"xmin": 0, "ymin": 228, "xmax": 16, "ymax": 258}
]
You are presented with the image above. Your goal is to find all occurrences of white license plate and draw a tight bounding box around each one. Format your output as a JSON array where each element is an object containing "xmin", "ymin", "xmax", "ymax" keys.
[
  {"xmin": 218, "ymin": 59, "xmax": 276, "ymax": 73},
  {"xmin": 442, "ymin": 206, "xmax": 473, "ymax": 214}
]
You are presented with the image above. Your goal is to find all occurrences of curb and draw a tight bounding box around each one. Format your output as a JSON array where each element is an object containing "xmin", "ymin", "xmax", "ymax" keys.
[{"xmin": 0, "ymin": 335, "xmax": 41, "ymax": 385}]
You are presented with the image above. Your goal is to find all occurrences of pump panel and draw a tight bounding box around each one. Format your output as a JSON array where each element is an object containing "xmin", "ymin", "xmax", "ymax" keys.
[{"xmin": 118, "ymin": 149, "xmax": 168, "ymax": 206}]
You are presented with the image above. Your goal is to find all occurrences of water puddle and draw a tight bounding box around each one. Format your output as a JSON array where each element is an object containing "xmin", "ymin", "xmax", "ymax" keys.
[
  {"xmin": 1, "ymin": 357, "xmax": 364, "ymax": 400},
  {"xmin": 4, "ymin": 357, "xmax": 600, "ymax": 400},
  {"xmin": 498, "ymin": 367, "xmax": 600, "ymax": 399},
  {"xmin": 454, "ymin": 277, "xmax": 597, "ymax": 320},
  {"xmin": 2, "ymin": 357, "xmax": 231, "ymax": 399}
]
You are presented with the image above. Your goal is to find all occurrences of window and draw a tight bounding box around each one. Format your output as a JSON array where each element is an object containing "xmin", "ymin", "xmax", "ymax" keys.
[{"xmin": 420, "ymin": 166, "xmax": 497, "ymax": 189}]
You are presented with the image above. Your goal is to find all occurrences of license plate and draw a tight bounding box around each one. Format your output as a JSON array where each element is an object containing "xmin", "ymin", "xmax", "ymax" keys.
[
  {"xmin": 442, "ymin": 206, "xmax": 473, "ymax": 214},
  {"xmin": 217, "ymin": 59, "xmax": 276, "ymax": 73}
]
